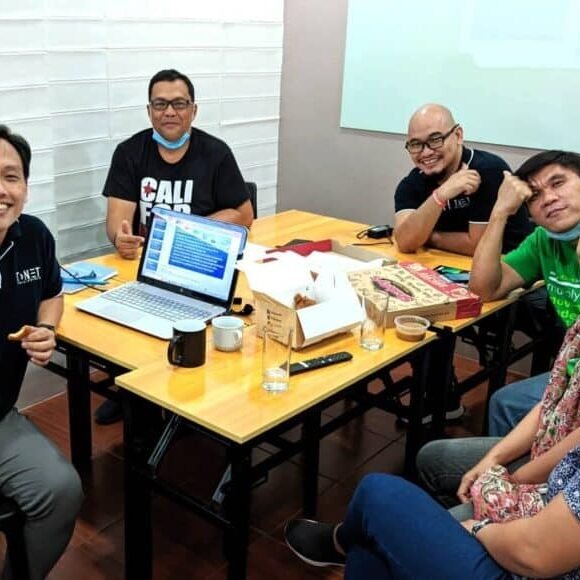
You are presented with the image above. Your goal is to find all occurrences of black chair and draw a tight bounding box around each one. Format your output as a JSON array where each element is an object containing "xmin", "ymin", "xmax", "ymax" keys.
[
  {"xmin": 0, "ymin": 496, "xmax": 29, "ymax": 580},
  {"xmin": 245, "ymin": 181, "xmax": 258, "ymax": 218}
]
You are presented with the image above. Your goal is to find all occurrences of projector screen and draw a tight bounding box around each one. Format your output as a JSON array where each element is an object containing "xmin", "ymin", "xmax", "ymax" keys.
[{"xmin": 341, "ymin": 0, "xmax": 580, "ymax": 151}]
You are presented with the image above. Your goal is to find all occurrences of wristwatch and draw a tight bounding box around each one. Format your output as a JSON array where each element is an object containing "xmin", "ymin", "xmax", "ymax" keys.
[{"xmin": 471, "ymin": 518, "xmax": 493, "ymax": 536}]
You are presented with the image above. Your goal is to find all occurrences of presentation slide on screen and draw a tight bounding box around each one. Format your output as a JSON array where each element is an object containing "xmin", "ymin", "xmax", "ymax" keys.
[{"xmin": 341, "ymin": 0, "xmax": 580, "ymax": 151}]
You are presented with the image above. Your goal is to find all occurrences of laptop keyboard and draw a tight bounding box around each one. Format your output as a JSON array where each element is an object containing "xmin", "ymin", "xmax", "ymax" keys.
[{"xmin": 102, "ymin": 285, "xmax": 211, "ymax": 322}]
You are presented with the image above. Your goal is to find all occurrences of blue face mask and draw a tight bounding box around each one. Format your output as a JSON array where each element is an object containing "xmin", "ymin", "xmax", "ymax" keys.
[
  {"xmin": 544, "ymin": 222, "xmax": 580, "ymax": 242},
  {"xmin": 152, "ymin": 129, "xmax": 190, "ymax": 150}
]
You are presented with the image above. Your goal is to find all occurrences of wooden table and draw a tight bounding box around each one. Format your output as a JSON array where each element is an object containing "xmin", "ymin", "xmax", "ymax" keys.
[{"xmin": 54, "ymin": 210, "xmax": 518, "ymax": 580}]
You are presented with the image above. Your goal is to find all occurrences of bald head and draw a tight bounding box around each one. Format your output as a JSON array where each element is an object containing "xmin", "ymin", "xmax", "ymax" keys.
[
  {"xmin": 408, "ymin": 104, "xmax": 455, "ymax": 134},
  {"xmin": 405, "ymin": 104, "xmax": 463, "ymax": 178}
]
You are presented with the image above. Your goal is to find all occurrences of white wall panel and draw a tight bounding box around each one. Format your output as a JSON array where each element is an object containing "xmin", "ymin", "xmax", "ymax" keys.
[
  {"xmin": 55, "ymin": 169, "xmax": 109, "ymax": 204},
  {"xmin": 109, "ymin": 108, "xmax": 150, "ymax": 139},
  {"xmin": 26, "ymin": 181, "xmax": 55, "ymax": 213},
  {"xmin": 105, "ymin": 0, "xmax": 222, "ymax": 20},
  {"xmin": 0, "ymin": 3, "xmax": 283, "ymax": 259},
  {"xmin": 0, "ymin": 20, "xmax": 44, "ymax": 51},
  {"xmin": 107, "ymin": 21, "xmax": 223, "ymax": 49},
  {"xmin": 29, "ymin": 150, "xmax": 54, "ymax": 182},
  {"xmin": 52, "ymin": 110, "xmax": 109, "ymax": 143},
  {"xmin": 9, "ymin": 118, "xmax": 53, "ymax": 150},
  {"xmin": 222, "ymin": 74, "xmax": 281, "ymax": 98},
  {"xmin": 107, "ymin": 49, "xmax": 223, "ymax": 78},
  {"xmin": 231, "ymin": 141, "xmax": 278, "ymax": 168},
  {"xmin": 224, "ymin": 0, "xmax": 284, "ymax": 22},
  {"xmin": 50, "ymin": 81, "xmax": 109, "ymax": 113},
  {"xmin": 0, "ymin": 86, "xmax": 49, "ymax": 120},
  {"xmin": 48, "ymin": 51, "xmax": 107, "ymax": 81},
  {"xmin": 0, "ymin": 54, "xmax": 47, "ymax": 87},
  {"xmin": 54, "ymin": 140, "xmax": 112, "ymax": 174},
  {"xmin": 224, "ymin": 23, "xmax": 283, "ymax": 47},
  {"xmin": 222, "ymin": 97, "xmax": 280, "ymax": 123},
  {"xmin": 222, "ymin": 119, "xmax": 280, "ymax": 145},
  {"xmin": 223, "ymin": 49, "xmax": 282, "ymax": 72},
  {"xmin": 46, "ymin": 1, "xmax": 105, "ymax": 18},
  {"xmin": 45, "ymin": 20, "xmax": 106, "ymax": 50},
  {"xmin": 57, "ymin": 196, "xmax": 107, "ymax": 229}
]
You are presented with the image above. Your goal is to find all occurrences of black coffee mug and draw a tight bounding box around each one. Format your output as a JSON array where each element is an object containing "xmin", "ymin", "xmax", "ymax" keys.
[{"xmin": 167, "ymin": 319, "xmax": 207, "ymax": 368}]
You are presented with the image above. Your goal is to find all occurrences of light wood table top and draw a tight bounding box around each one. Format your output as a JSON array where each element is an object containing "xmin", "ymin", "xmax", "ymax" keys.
[{"xmin": 58, "ymin": 210, "xmax": 514, "ymax": 441}]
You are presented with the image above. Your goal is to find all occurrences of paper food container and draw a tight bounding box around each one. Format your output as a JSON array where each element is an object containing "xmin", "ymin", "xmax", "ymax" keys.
[{"xmin": 347, "ymin": 261, "xmax": 482, "ymax": 326}]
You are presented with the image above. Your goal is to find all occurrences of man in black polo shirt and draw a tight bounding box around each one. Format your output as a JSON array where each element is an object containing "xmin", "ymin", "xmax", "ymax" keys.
[
  {"xmin": 394, "ymin": 104, "xmax": 531, "ymax": 255},
  {"xmin": 0, "ymin": 125, "xmax": 83, "ymax": 578},
  {"xmin": 393, "ymin": 104, "xmax": 533, "ymax": 422}
]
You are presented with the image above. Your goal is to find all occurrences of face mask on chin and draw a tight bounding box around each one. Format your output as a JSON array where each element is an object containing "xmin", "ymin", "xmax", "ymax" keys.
[
  {"xmin": 544, "ymin": 221, "xmax": 580, "ymax": 242},
  {"xmin": 152, "ymin": 129, "xmax": 190, "ymax": 150}
]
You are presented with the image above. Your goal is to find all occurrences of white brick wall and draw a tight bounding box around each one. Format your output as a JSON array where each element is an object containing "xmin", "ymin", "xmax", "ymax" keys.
[{"xmin": 0, "ymin": 0, "xmax": 283, "ymax": 259}]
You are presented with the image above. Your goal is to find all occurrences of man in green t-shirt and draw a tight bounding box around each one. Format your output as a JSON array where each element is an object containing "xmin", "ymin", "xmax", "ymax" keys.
[{"xmin": 469, "ymin": 150, "xmax": 580, "ymax": 435}]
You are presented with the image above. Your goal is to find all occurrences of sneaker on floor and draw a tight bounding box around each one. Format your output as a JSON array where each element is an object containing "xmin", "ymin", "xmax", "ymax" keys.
[
  {"xmin": 285, "ymin": 519, "xmax": 346, "ymax": 567},
  {"xmin": 397, "ymin": 401, "xmax": 465, "ymax": 426},
  {"xmin": 94, "ymin": 399, "xmax": 122, "ymax": 425}
]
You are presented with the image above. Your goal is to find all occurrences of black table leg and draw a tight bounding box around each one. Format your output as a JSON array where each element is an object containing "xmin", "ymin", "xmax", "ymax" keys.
[
  {"xmin": 66, "ymin": 350, "xmax": 92, "ymax": 469},
  {"xmin": 123, "ymin": 392, "xmax": 153, "ymax": 580},
  {"xmin": 224, "ymin": 445, "xmax": 252, "ymax": 580},
  {"xmin": 404, "ymin": 345, "xmax": 432, "ymax": 477},
  {"xmin": 302, "ymin": 410, "xmax": 321, "ymax": 518}
]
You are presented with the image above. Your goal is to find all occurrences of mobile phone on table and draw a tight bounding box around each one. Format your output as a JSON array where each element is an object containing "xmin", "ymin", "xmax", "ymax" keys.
[{"xmin": 434, "ymin": 265, "xmax": 470, "ymax": 284}]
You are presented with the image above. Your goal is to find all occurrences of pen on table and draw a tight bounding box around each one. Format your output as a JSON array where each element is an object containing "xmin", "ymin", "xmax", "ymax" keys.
[{"xmin": 61, "ymin": 278, "xmax": 109, "ymax": 285}]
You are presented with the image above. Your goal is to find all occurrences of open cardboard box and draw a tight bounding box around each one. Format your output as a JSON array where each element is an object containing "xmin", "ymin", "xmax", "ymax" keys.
[
  {"xmin": 247, "ymin": 239, "xmax": 395, "ymax": 349},
  {"xmin": 347, "ymin": 261, "xmax": 482, "ymax": 326}
]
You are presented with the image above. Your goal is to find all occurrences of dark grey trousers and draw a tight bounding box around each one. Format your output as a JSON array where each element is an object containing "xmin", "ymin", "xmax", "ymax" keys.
[{"xmin": 0, "ymin": 409, "xmax": 83, "ymax": 579}]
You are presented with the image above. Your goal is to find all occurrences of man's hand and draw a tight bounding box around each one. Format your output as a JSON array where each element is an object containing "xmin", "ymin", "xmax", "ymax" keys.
[
  {"xmin": 21, "ymin": 326, "xmax": 57, "ymax": 366},
  {"xmin": 114, "ymin": 219, "xmax": 144, "ymax": 260},
  {"xmin": 457, "ymin": 455, "xmax": 499, "ymax": 503},
  {"xmin": 491, "ymin": 171, "xmax": 533, "ymax": 219},
  {"xmin": 437, "ymin": 164, "xmax": 481, "ymax": 201}
]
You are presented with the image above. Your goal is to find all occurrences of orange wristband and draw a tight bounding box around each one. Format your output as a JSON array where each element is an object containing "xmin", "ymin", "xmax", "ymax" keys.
[{"xmin": 432, "ymin": 190, "xmax": 447, "ymax": 209}]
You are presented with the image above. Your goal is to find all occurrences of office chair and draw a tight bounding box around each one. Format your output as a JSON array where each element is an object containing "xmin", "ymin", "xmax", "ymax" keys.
[
  {"xmin": 0, "ymin": 496, "xmax": 29, "ymax": 580},
  {"xmin": 245, "ymin": 181, "xmax": 258, "ymax": 218}
]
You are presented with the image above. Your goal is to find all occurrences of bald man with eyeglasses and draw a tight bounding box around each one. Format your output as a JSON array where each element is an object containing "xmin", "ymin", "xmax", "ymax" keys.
[{"xmin": 394, "ymin": 104, "xmax": 532, "ymax": 256}]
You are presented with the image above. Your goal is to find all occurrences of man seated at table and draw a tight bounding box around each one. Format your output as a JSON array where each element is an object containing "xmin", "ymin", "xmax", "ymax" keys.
[
  {"xmin": 97, "ymin": 68, "xmax": 253, "ymax": 424},
  {"xmin": 394, "ymin": 103, "xmax": 532, "ymax": 256},
  {"xmin": 0, "ymin": 124, "xmax": 83, "ymax": 578},
  {"xmin": 104, "ymin": 67, "xmax": 253, "ymax": 261},
  {"xmin": 393, "ymin": 104, "xmax": 536, "ymax": 424},
  {"xmin": 469, "ymin": 150, "xmax": 580, "ymax": 435}
]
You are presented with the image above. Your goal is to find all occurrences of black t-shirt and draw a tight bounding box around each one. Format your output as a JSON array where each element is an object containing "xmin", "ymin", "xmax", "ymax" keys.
[
  {"xmin": 394, "ymin": 147, "xmax": 533, "ymax": 252},
  {"xmin": 102, "ymin": 127, "xmax": 249, "ymax": 235},
  {"xmin": 0, "ymin": 215, "xmax": 62, "ymax": 419}
]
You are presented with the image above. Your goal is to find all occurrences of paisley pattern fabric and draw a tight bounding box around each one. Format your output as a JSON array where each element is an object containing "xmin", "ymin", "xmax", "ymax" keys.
[{"xmin": 472, "ymin": 318, "xmax": 580, "ymax": 523}]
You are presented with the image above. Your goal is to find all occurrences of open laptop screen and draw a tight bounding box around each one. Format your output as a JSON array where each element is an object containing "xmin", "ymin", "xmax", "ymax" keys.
[{"xmin": 139, "ymin": 208, "xmax": 248, "ymax": 304}]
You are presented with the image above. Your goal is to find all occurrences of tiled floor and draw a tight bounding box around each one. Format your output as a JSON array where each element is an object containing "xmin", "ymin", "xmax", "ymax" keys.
[{"xmin": 1, "ymin": 357, "xmax": 526, "ymax": 579}]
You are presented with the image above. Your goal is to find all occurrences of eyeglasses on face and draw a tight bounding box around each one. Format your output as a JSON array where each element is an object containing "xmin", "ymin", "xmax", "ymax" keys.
[
  {"xmin": 149, "ymin": 98, "xmax": 192, "ymax": 112},
  {"xmin": 405, "ymin": 124, "xmax": 459, "ymax": 154}
]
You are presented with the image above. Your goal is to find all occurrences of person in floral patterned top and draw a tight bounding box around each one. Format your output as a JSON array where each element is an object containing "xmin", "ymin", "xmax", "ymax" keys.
[{"xmin": 284, "ymin": 320, "xmax": 580, "ymax": 578}]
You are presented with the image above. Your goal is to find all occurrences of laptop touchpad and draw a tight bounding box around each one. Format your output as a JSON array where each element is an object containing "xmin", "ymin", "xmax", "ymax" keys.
[{"xmin": 100, "ymin": 305, "xmax": 144, "ymax": 324}]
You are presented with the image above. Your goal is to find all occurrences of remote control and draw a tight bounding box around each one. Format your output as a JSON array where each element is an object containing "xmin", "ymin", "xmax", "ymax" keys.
[{"xmin": 289, "ymin": 351, "xmax": 353, "ymax": 375}]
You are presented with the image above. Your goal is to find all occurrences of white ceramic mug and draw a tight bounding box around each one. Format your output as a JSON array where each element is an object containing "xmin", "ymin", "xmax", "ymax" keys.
[{"xmin": 211, "ymin": 316, "xmax": 244, "ymax": 352}]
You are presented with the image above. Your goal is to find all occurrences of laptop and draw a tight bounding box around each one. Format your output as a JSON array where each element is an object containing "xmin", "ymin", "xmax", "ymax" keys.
[{"xmin": 76, "ymin": 207, "xmax": 248, "ymax": 339}]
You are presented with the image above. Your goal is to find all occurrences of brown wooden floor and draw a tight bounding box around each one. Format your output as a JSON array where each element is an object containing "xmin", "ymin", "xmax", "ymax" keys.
[{"xmin": 0, "ymin": 356, "xmax": 526, "ymax": 579}]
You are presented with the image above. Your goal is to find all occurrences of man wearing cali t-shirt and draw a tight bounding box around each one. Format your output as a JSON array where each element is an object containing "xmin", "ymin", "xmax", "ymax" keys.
[
  {"xmin": 103, "ymin": 68, "xmax": 254, "ymax": 261},
  {"xmin": 394, "ymin": 104, "xmax": 532, "ymax": 256},
  {"xmin": 469, "ymin": 150, "xmax": 580, "ymax": 436},
  {"xmin": 97, "ymin": 68, "xmax": 253, "ymax": 424}
]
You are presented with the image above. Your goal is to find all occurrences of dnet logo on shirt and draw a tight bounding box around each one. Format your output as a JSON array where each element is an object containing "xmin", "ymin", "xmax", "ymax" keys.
[{"xmin": 139, "ymin": 177, "xmax": 193, "ymax": 224}]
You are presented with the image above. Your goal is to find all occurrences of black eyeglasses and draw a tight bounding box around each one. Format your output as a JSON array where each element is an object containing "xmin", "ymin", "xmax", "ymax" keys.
[
  {"xmin": 405, "ymin": 124, "xmax": 459, "ymax": 154},
  {"xmin": 149, "ymin": 98, "xmax": 192, "ymax": 112}
]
